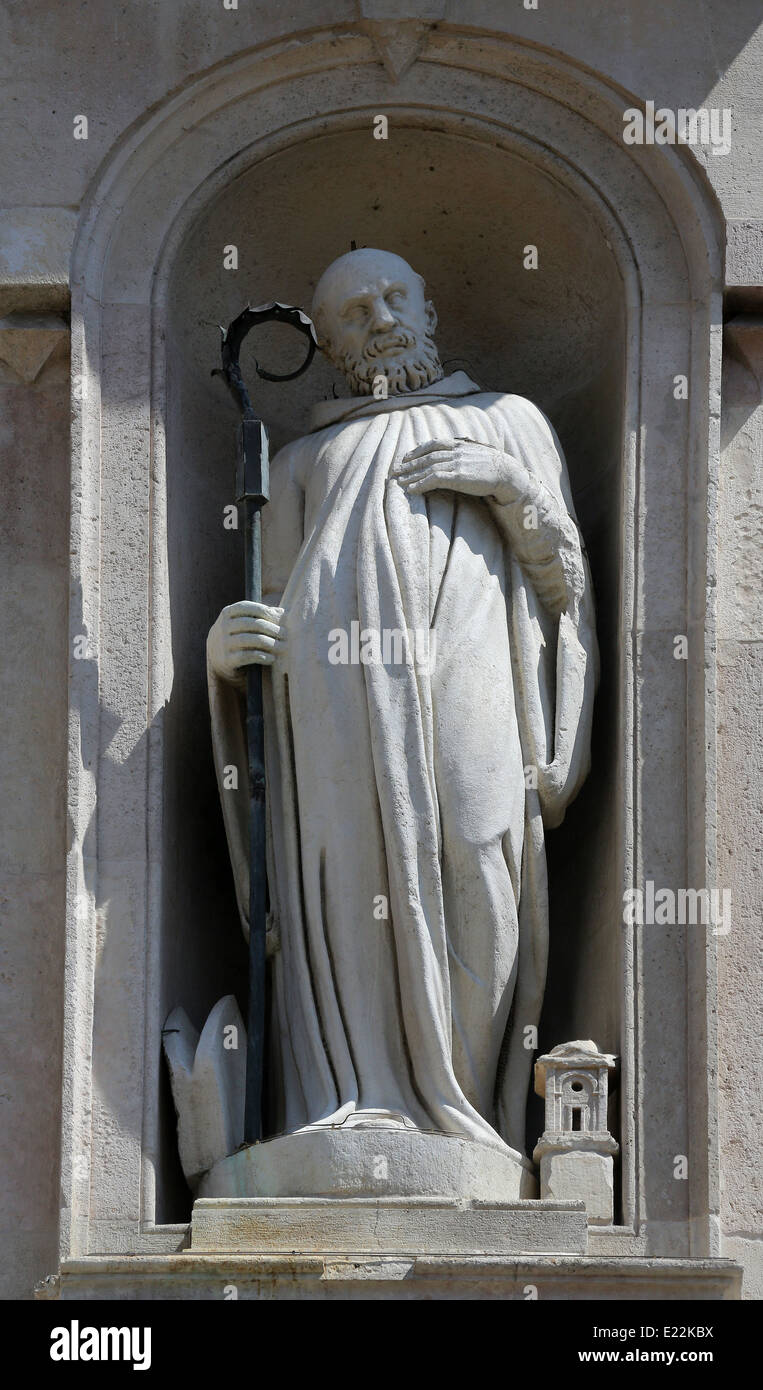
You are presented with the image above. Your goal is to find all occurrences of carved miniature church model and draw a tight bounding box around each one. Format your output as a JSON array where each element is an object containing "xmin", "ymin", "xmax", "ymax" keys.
[{"xmin": 533, "ymin": 1040, "xmax": 618, "ymax": 1226}]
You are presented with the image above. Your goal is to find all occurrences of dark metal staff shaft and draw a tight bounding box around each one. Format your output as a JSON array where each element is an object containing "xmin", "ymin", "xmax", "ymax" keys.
[
  {"xmin": 214, "ymin": 302, "xmax": 316, "ymax": 1145},
  {"xmin": 237, "ymin": 420, "xmax": 269, "ymax": 1143}
]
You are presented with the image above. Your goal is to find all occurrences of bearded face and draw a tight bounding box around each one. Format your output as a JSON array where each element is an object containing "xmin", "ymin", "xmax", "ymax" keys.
[
  {"xmin": 326, "ymin": 326, "xmax": 443, "ymax": 395},
  {"xmin": 311, "ymin": 250, "xmax": 445, "ymax": 396}
]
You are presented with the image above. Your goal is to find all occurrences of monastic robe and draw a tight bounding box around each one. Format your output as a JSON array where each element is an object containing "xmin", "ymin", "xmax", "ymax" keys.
[{"xmin": 208, "ymin": 372, "xmax": 597, "ymax": 1158}]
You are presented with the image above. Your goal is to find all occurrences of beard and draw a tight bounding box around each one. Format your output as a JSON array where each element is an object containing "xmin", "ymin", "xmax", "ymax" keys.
[{"xmin": 327, "ymin": 328, "xmax": 444, "ymax": 396}]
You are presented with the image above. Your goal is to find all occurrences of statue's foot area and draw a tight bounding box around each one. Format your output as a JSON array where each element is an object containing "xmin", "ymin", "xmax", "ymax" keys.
[
  {"xmin": 198, "ymin": 1127, "xmax": 537, "ymax": 1201},
  {"xmin": 296, "ymin": 1106, "xmax": 420, "ymax": 1133}
]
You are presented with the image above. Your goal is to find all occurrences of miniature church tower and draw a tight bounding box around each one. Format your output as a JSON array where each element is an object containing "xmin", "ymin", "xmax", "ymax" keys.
[{"xmin": 533, "ymin": 1040, "xmax": 618, "ymax": 1225}]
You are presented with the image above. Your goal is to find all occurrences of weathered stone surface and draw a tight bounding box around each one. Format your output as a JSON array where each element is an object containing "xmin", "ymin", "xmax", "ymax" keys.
[
  {"xmin": 0, "ymin": 352, "xmax": 69, "ymax": 1299},
  {"xmin": 717, "ymin": 322, "xmax": 763, "ymax": 1299},
  {"xmin": 0, "ymin": 209, "xmax": 75, "ymax": 313},
  {"xmin": 199, "ymin": 1129, "xmax": 536, "ymax": 1202},
  {"xmin": 0, "ymin": 313, "xmax": 68, "ymax": 382},
  {"xmin": 52, "ymin": 1252, "xmax": 742, "ymax": 1301},
  {"xmin": 539, "ymin": 1152, "xmax": 614, "ymax": 1227},
  {"xmin": 191, "ymin": 1196, "xmax": 586, "ymax": 1256}
]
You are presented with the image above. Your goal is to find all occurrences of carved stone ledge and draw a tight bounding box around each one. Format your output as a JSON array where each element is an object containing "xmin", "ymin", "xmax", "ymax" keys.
[
  {"xmin": 52, "ymin": 1252, "xmax": 743, "ymax": 1300},
  {"xmin": 356, "ymin": 1, "xmax": 446, "ymax": 81},
  {"xmin": 0, "ymin": 312, "xmax": 69, "ymax": 383},
  {"xmin": 724, "ymin": 314, "xmax": 763, "ymax": 388}
]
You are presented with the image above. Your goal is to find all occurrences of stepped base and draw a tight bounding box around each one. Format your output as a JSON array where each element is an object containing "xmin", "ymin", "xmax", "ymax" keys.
[{"xmin": 190, "ymin": 1194, "xmax": 588, "ymax": 1256}]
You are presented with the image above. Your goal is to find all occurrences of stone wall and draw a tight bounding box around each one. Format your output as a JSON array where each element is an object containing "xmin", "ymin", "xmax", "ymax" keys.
[
  {"xmin": 0, "ymin": 1, "xmax": 760, "ymax": 1298},
  {"xmin": 717, "ymin": 321, "xmax": 763, "ymax": 1299},
  {"xmin": 0, "ymin": 325, "xmax": 70, "ymax": 1297}
]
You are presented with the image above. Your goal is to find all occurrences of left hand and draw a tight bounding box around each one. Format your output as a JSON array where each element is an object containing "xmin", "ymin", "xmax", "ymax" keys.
[{"xmin": 390, "ymin": 438, "xmax": 529, "ymax": 500}]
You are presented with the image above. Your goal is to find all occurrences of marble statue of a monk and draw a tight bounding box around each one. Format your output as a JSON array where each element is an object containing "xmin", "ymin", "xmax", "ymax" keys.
[{"xmin": 207, "ymin": 248, "xmax": 597, "ymax": 1165}]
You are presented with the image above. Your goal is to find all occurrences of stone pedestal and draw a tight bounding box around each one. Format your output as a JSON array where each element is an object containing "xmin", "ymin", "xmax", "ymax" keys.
[
  {"xmin": 533, "ymin": 1139, "xmax": 618, "ymax": 1225},
  {"xmin": 190, "ymin": 1196, "xmax": 587, "ymax": 1256},
  {"xmin": 198, "ymin": 1129, "xmax": 537, "ymax": 1201}
]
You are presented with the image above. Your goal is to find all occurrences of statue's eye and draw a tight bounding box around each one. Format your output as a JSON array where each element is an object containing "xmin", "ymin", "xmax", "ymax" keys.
[
  {"xmin": 387, "ymin": 290, "xmax": 405, "ymax": 307},
  {"xmin": 347, "ymin": 305, "xmax": 369, "ymax": 323}
]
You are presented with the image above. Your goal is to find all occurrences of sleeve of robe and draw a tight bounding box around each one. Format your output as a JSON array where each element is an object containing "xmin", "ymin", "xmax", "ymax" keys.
[
  {"xmin": 207, "ymin": 439, "xmax": 305, "ymax": 940},
  {"xmin": 487, "ymin": 395, "xmax": 598, "ymax": 1149},
  {"xmin": 489, "ymin": 394, "xmax": 598, "ymax": 828}
]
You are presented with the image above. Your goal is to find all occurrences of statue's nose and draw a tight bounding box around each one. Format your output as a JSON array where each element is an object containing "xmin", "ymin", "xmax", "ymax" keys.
[{"xmin": 370, "ymin": 297, "xmax": 397, "ymax": 330}]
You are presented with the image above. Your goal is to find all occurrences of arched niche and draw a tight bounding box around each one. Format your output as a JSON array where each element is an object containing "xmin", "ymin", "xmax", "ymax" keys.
[
  {"xmin": 64, "ymin": 26, "xmax": 723, "ymax": 1261},
  {"xmin": 164, "ymin": 123, "xmax": 626, "ymax": 1207}
]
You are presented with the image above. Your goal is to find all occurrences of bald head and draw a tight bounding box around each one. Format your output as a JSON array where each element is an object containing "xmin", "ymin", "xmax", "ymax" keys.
[
  {"xmin": 311, "ymin": 248, "xmax": 442, "ymax": 396},
  {"xmin": 312, "ymin": 249, "xmax": 425, "ymax": 325}
]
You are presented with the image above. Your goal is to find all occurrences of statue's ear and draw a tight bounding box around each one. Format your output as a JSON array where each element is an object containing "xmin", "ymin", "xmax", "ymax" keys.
[
  {"xmin": 425, "ymin": 299, "xmax": 438, "ymax": 336},
  {"xmin": 312, "ymin": 306, "xmax": 331, "ymax": 355}
]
